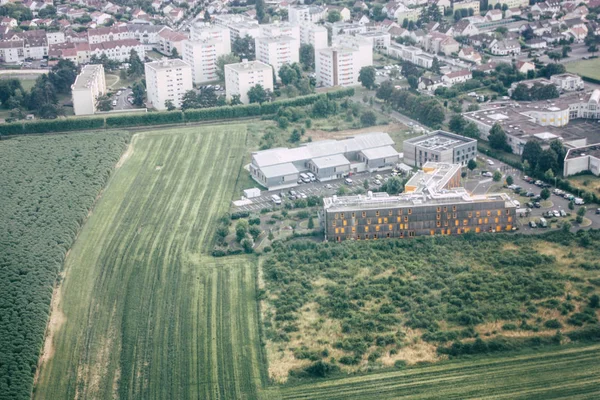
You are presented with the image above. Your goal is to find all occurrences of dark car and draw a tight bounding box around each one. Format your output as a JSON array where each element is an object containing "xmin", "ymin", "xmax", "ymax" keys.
[
  {"xmin": 596, "ymin": 208, "xmax": 600, "ymax": 215},
  {"xmin": 525, "ymin": 192, "xmax": 535, "ymax": 197},
  {"xmin": 533, "ymin": 202, "xmax": 541, "ymax": 208}
]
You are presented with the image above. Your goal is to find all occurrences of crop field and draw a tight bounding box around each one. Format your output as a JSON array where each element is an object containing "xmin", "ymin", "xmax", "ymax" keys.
[
  {"xmin": 566, "ymin": 59, "xmax": 600, "ymax": 81},
  {"xmin": 34, "ymin": 125, "xmax": 267, "ymax": 399},
  {"xmin": 271, "ymin": 344, "xmax": 600, "ymax": 400}
]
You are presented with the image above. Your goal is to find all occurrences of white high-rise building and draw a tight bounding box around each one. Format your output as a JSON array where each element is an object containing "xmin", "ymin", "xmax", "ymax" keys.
[
  {"xmin": 316, "ymin": 35, "xmax": 373, "ymax": 88},
  {"xmin": 145, "ymin": 59, "xmax": 193, "ymax": 110},
  {"xmin": 213, "ymin": 14, "xmax": 260, "ymax": 40},
  {"xmin": 288, "ymin": 5, "xmax": 327, "ymax": 24},
  {"xmin": 255, "ymin": 36, "xmax": 299, "ymax": 79},
  {"xmin": 71, "ymin": 64, "xmax": 106, "ymax": 116},
  {"xmin": 183, "ymin": 24, "xmax": 231, "ymax": 84},
  {"xmin": 225, "ymin": 60, "xmax": 274, "ymax": 104},
  {"xmin": 259, "ymin": 22, "xmax": 300, "ymax": 45},
  {"xmin": 299, "ymin": 22, "xmax": 328, "ymax": 49}
]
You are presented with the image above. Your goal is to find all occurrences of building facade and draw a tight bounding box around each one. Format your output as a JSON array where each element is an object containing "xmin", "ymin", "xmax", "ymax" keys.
[
  {"xmin": 183, "ymin": 25, "xmax": 230, "ymax": 84},
  {"xmin": 144, "ymin": 59, "xmax": 193, "ymax": 110},
  {"xmin": 71, "ymin": 64, "xmax": 106, "ymax": 116},
  {"xmin": 316, "ymin": 35, "xmax": 373, "ymax": 87},
  {"xmin": 224, "ymin": 60, "xmax": 274, "ymax": 104},
  {"xmin": 288, "ymin": 5, "xmax": 327, "ymax": 24},
  {"xmin": 550, "ymin": 73, "xmax": 584, "ymax": 92},
  {"xmin": 403, "ymin": 131, "xmax": 478, "ymax": 167},
  {"xmin": 323, "ymin": 163, "xmax": 516, "ymax": 241},
  {"xmin": 255, "ymin": 36, "xmax": 299, "ymax": 79},
  {"xmin": 299, "ymin": 22, "xmax": 328, "ymax": 50},
  {"xmin": 564, "ymin": 144, "xmax": 600, "ymax": 177}
]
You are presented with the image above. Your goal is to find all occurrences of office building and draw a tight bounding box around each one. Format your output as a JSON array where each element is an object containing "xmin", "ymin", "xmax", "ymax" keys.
[
  {"xmin": 403, "ymin": 131, "xmax": 478, "ymax": 167},
  {"xmin": 71, "ymin": 64, "xmax": 106, "ymax": 116},
  {"xmin": 144, "ymin": 59, "xmax": 193, "ymax": 110},
  {"xmin": 322, "ymin": 162, "xmax": 516, "ymax": 242},
  {"xmin": 224, "ymin": 59, "xmax": 273, "ymax": 104}
]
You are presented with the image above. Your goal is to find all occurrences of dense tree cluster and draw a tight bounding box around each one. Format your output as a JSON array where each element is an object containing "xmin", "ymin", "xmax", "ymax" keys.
[
  {"xmin": 263, "ymin": 231, "xmax": 600, "ymax": 367},
  {"xmin": 511, "ymin": 82, "xmax": 559, "ymax": 101},
  {"xmin": 521, "ymin": 139, "xmax": 565, "ymax": 177},
  {"xmin": 0, "ymin": 132, "xmax": 129, "ymax": 399},
  {"xmin": 376, "ymin": 81, "xmax": 445, "ymax": 128}
]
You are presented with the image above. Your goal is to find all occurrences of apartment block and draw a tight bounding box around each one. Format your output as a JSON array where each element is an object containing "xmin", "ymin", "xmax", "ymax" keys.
[
  {"xmin": 183, "ymin": 24, "xmax": 231, "ymax": 84},
  {"xmin": 255, "ymin": 36, "xmax": 299, "ymax": 79},
  {"xmin": 145, "ymin": 59, "xmax": 193, "ymax": 110},
  {"xmin": 403, "ymin": 130, "xmax": 477, "ymax": 167},
  {"xmin": 213, "ymin": 14, "xmax": 260, "ymax": 40},
  {"xmin": 259, "ymin": 22, "xmax": 300, "ymax": 45},
  {"xmin": 453, "ymin": 0, "xmax": 480, "ymax": 14},
  {"xmin": 316, "ymin": 35, "xmax": 372, "ymax": 88},
  {"xmin": 288, "ymin": 5, "xmax": 327, "ymax": 24},
  {"xmin": 299, "ymin": 22, "xmax": 328, "ymax": 50},
  {"xmin": 225, "ymin": 60, "xmax": 273, "ymax": 104},
  {"xmin": 71, "ymin": 64, "xmax": 106, "ymax": 116},
  {"xmin": 323, "ymin": 162, "xmax": 516, "ymax": 242}
]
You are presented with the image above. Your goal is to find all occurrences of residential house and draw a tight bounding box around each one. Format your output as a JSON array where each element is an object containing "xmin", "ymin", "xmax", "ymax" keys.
[
  {"xmin": 158, "ymin": 27, "xmax": 188, "ymax": 56},
  {"xmin": 458, "ymin": 46, "xmax": 482, "ymax": 63},
  {"xmin": 423, "ymin": 32, "xmax": 459, "ymax": 55},
  {"xmin": 442, "ymin": 69, "xmax": 472, "ymax": 86},
  {"xmin": 485, "ymin": 9, "xmax": 503, "ymax": 22},
  {"xmin": 515, "ymin": 60, "xmax": 535, "ymax": 74},
  {"xmin": 328, "ymin": 6, "xmax": 351, "ymax": 21},
  {"xmin": 448, "ymin": 19, "xmax": 479, "ymax": 37},
  {"xmin": 489, "ymin": 39, "xmax": 520, "ymax": 55}
]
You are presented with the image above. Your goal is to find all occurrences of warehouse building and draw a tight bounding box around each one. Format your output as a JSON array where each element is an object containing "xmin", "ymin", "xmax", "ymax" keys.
[
  {"xmin": 403, "ymin": 130, "xmax": 477, "ymax": 167},
  {"xmin": 322, "ymin": 162, "xmax": 516, "ymax": 241},
  {"xmin": 250, "ymin": 132, "xmax": 400, "ymax": 190}
]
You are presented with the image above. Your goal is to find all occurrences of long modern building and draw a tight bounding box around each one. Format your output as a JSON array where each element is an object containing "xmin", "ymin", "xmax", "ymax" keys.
[
  {"xmin": 250, "ymin": 132, "xmax": 400, "ymax": 190},
  {"xmin": 403, "ymin": 131, "xmax": 477, "ymax": 167},
  {"xmin": 144, "ymin": 59, "xmax": 193, "ymax": 110},
  {"xmin": 322, "ymin": 162, "xmax": 516, "ymax": 242},
  {"xmin": 71, "ymin": 64, "xmax": 106, "ymax": 116}
]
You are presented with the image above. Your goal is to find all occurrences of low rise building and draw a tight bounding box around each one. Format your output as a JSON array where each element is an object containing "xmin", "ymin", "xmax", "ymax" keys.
[
  {"xmin": 71, "ymin": 64, "xmax": 106, "ymax": 116},
  {"xmin": 550, "ymin": 73, "xmax": 584, "ymax": 92},
  {"xmin": 564, "ymin": 144, "xmax": 600, "ymax": 176},
  {"xmin": 250, "ymin": 132, "xmax": 399, "ymax": 190},
  {"xmin": 225, "ymin": 59, "xmax": 274, "ymax": 104},
  {"xmin": 403, "ymin": 130, "xmax": 477, "ymax": 167},
  {"xmin": 90, "ymin": 39, "xmax": 145, "ymax": 62},
  {"xmin": 145, "ymin": 59, "xmax": 193, "ymax": 110},
  {"xmin": 442, "ymin": 69, "xmax": 473, "ymax": 86},
  {"xmin": 453, "ymin": 0, "xmax": 480, "ymax": 14},
  {"xmin": 322, "ymin": 162, "xmax": 516, "ymax": 242},
  {"xmin": 358, "ymin": 31, "xmax": 391, "ymax": 50},
  {"xmin": 388, "ymin": 43, "xmax": 434, "ymax": 68},
  {"xmin": 489, "ymin": 39, "xmax": 521, "ymax": 55}
]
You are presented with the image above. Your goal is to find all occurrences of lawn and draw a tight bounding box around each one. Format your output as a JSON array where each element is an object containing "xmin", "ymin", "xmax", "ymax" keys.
[
  {"xmin": 567, "ymin": 174, "xmax": 600, "ymax": 196},
  {"xmin": 566, "ymin": 58, "xmax": 600, "ymax": 81},
  {"xmin": 34, "ymin": 125, "xmax": 267, "ymax": 399},
  {"xmin": 269, "ymin": 344, "xmax": 600, "ymax": 399},
  {"xmin": 0, "ymin": 74, "xmax": 38, "ymax": 91}
]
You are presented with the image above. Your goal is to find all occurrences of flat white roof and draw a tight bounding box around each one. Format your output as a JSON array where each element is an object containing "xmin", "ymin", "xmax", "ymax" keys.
[
  {"xmin": 311, "ymin": 154, "xmax": 350, "ymax": 169},
  {"xmin": 145, "ymin": 59, "xmax": 190, "ymax": 70},
  {"xmin": 261, "ymin": 162, "xmax": 298, "ymax": 178},
  {"xmin": 225, "ymin": 60, "xmax": 272, "ymax": 73},
  {"xmin": 360, "ymin": 145, "xmax": 399, "ymax": 160}
]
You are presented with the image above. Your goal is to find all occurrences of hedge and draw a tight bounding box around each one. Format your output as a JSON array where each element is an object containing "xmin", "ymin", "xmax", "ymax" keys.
[{"xmin": 0, "ymin": 88, "xmax": 355, "ymax": 136}]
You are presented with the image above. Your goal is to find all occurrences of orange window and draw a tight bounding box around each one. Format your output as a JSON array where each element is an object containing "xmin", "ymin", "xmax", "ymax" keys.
[
  {"xmin": 365, "ymin": 226, "xmax": 369, "ymax": 233},
  {"xmin": 436, "ymin": 221, "xmax": 441, "ymax": 227},
  {"xmin": 496, "ymin": 226, "xmax": 501, "ymax": 232},
  {"xmin": 430, "ymin": 229, "xmax": 435, "ymax": 235},
  {"xmin": 508, "ymin": 216, "xmax": 513, "ymax": 222},
  {"xmin": 495, "ymin": 217, "xmax": 499, "ymax": 224},
  {"xmin": 484, "ymin": 218, "xmax": 489, "ymax": 224},
  {"xmin": 343, "ymin": 220, "xmax": 347, "ymax": 226},
  {"xmin": 388, "ymin": 224, "xmax": 393, "ymax": 231},
  {"xmin": 497, "ymin": 210, "xmax": 501, "ymax": 216},
  {"xmin": 457, "ymin": 228, "xmax": 462, "ymax": 234},
  {"xmin": 408, "ymin": 208, "xmax": 412, "ymax": 215},
  {"xmin": 376, "ymin": 225, "xmax": 380, "ymax": 232},
  {"xmin": 384, "ymin": 217, "xmax": 388, "ymax": 223},
  {"xmin": 453, "ymin": 206, "xmax": 457, "ymax": 212},
  {"xmin": 378, "ymin": 218, "xmax": 382, "ymax": 224},
  {"xmin": 335, "ymin": 228, "xmax": 339, "ymax": 233},
  {"xmin": 478, "ymin": 218, "xmax": 482, "ymax": 224},
  {"xmin": 455, "ymin": 220, "xmax": 459, "ymax": 226},
  {"xmin": 332, "ymin": 220, "xmax": 336, "ymax": 227},
  {"xmin": 436, "ymin": 214, "xmax": 441, "ymax": 220},
  {"xmin": 405, "ymin": 222, "xmax": 409, "ymax": 229},
  {"xmin": 340, "ymin": 228, "xmax": 345, "ymax": 234},
  {"xmin": 397, "ymin": 217, "xmax": 402, "ymax": 223},
  {"xmin": 352, "ymin": 227, "xmax": 356, "ymax": 233},
  {"xmin": 463, "ymin": 219, "xmax": 468, "ymax": 226},
  {"xmin": 475, "ymin": 227, "xmax": 481, "ymax": 233},
  {"xmin": 404, "ymin": 216, "xmax": 408, "ymax": 222},
  {"xmin": 446, "ymin": 229, "xmax": 451, "ymax": 235},
  {"xmin": 388, "ymin": 210, "xmax": 393, "ymax": 216},
  {"xmin": 476, "ymin": 211, "xmax": 481, "ymax": 217},
  {"xmin": 486, "ymin": 211, "xmax": 491, "ymax": 217},
  {"xmin": 437, "ymin": 207, "xmax": 441, "ymax": 212},
  {"xmin": 468, "ymin": 212, "xmax": 473, "ymax": 218},
  {"xmin": 399, "ymin": 224, "xmax": 404, "ymax": 229}
]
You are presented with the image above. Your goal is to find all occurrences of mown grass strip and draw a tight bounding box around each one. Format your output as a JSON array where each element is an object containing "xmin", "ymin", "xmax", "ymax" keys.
[{"xmin": 276, "ymin": 344, "xmax": 600, "ymax": 400}]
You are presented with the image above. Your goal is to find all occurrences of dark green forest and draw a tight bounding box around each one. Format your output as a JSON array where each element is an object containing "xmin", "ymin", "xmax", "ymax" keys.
[{"xmin": 0, "ymin": 131, "xmax": 129, "ymax": 399}]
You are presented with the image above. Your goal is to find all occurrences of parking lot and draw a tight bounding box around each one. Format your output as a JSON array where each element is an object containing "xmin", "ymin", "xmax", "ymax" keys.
[{"xmin": 233, "ymin": 170, "xmax": 390, "ymax": 212}]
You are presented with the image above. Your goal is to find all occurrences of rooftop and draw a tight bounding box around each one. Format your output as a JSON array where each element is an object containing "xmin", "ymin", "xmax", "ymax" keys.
[
  {"xmin": 565, "ymin": 143, "xmax": 600, "ymax": 160},
  {"xmin": 252, "ymin": 132, "xmax": 395, "ymax": 168},
  {"xmin": 405, "ymin": 162, "xmax": 462, "ymax": 194},
  {"xmin": 225, "ymin": 60, "xmax": 272, "ymax": 73},
  {"xmin": 404, "ymin": 130, "xmax": 476, "ymax": 150},
  {"xmin": 145, "ymin": 59, "xmax": 191, "ymax": 71},
  {"xmin": 72, "ymin": 64, "xmax": 104, "ymax": 91},
  {"xmin": 311, "ymin": 154, "xmax": 350, "ymax": 169}
]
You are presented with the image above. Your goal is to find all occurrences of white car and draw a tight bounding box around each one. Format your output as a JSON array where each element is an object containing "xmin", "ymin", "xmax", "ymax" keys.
[
  {"xmin": 325, "ymin": 184, "xmax": 333, "ymax": 189},
  {"xmin": 374, "ymin": 179, "xmax": 382, "ymax": 185},
  {"xmin": 375, "ymin": 174, "xmax": 383, "ymax": 180},
  {"xmin": 344, "ymin": 178, "xmax": 353, "ymax": 185}
]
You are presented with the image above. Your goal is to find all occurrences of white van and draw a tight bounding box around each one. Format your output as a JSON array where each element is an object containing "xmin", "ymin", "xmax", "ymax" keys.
[
  {"xmin": 512, "ymin": 200, "xmax": 520, "ymax": 208},
  {"xmin": 574, "ymin": 197, "xmax": 585, "ymax": 205},
  {"xmin": 306, "ymin": 172, "xmax": 316, "ymax": 181},
  {"xmin": 271, "ymin": 194, "xmax": 281, "ymax": 205},
  {"xmin": 299, "ymin": 173, "xmax": 311, "ymax": 183},
  {"xmin": 487, "ymin": 159, "xmax": 495, "ymax": 166}
]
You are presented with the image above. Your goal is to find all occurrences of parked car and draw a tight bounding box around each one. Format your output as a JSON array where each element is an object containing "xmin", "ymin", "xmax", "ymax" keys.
[
  {"xmin": 596, "ymin": 208, "xmax": 600, "ymax": 214},
  {"xmin": 560, "ymin": 210, "xmax": 567, "ymax": 217},
  {"xmin": 271, "ymin": 194, "xmax": 281, "ymax": 205},
  {"xmin": 526, "ymin": 202, "xmax": 534, "ymax": 208},
  {"xmin": 539, "ymin": 218, "xmax": 547, "ymax": 228},
  {"xmin": 374, "ymin": 179, "xmax": 381, "ymax": 185},
  {"xmin": 487, "ymin": 159, "xmax": 495, "ymax": 166},
  {"xmin": 344, "ymin": 178, "xmax": 353, "ymax": 185},
  {"xmin": 306, "ymin": 172, "xmax": 316, "ymax": 181},
  {"xmin": 524, "ymin": 192, "xmax": 535, "ymax": 197},
  {"xmin": 534, "ymin": 180, "xmax": 543, "ymax": 186},
  {"xmin": 299, "ymin": 193, "xmax": 307, "ymax": 199},
  {"xmin": 574, "ymin": 197, "xmax": 585, "ymax": 205},
  {"xmin": 297, "ymin": 178, "xmax": 304, "ymax": 184},
  {"xmin": 553, "ymin": 210, "xmax": 560, "ymax": 217},
  {"xmin": 533, "ymin": 202, "xmax": 541, "ymax": 208},
  {"xmin": 375, "ymin": 174, "xmax": 383, "ymax": 180},
  {"xmin": 529, "ymin": 221, "xmax": 537, "ymax": 228},
  {"xmin": 325, "ymin": 184, "xmax": 333, "ymax": 189},
  {"xmin": 483, "ymin": 172, "xmax": 493, "ymax": 178},
  {"xmin": 289, "ymin": 190, "xmax": 297, "ymax": 197}
]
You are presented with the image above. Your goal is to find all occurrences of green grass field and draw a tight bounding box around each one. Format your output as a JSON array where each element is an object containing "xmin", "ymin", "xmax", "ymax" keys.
[
  {"xmin": 269, "ymin": 344, "xmax": 600, "ymax": 400},
  {"xmin": 566, "ymin": 58, "xmax": 600, "ymax": 80},
  {"xmin": 34, "ymin": 125, "xmax": 267, "ymax": 399}
]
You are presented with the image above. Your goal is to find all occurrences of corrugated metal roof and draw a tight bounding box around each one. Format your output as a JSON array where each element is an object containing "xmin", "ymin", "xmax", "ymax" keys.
[
  {"xmin": 252, "ymin": 132, "xmax": 394, "ymax": 168},
  {"xmin": 360, "ymin": 145, "xmax": 399, "ymax": 160}
]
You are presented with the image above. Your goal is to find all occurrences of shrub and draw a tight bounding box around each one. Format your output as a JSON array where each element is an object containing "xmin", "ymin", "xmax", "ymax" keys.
[{"xmin": 304, "ymin": 361, "xmax": 340, "ymax": 378}]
